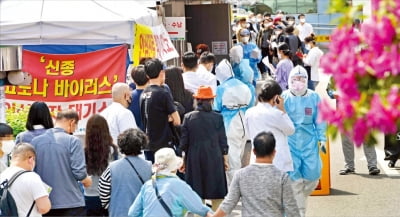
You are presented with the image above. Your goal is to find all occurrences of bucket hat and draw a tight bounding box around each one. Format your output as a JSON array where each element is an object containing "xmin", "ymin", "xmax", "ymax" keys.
[
  {"xmin": 154, "ymin": 148, "xmax": 183, "ymax": 174},
  {"xmin": 193, "ymin": 85, "xmax": 216, "ymax": 99}
]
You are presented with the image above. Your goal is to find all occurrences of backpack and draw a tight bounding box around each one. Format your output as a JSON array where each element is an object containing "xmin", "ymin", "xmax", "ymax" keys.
[{"xmin": 0, "ymin": 170, "xmax": 34, "ymax": 217}]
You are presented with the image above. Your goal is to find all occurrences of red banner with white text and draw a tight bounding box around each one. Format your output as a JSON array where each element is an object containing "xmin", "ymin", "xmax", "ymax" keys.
[{"xmin": 5, "ymin": 45, "xmax": 127, "ymax": 130}]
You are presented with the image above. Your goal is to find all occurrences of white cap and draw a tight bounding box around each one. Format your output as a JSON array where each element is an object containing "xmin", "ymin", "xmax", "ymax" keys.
[
  {"xmin": 7, "ymin": 71, "xmax": 25, "ymax": 85},
  {"xmin": 18, "ymin": 72, "xmax": 32, "ymax": 86}
]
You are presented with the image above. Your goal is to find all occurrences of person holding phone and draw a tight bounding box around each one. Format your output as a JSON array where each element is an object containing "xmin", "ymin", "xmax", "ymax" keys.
[{"xmin": 245, "ymin": 80, "xmax": 295, "ymax": 172}]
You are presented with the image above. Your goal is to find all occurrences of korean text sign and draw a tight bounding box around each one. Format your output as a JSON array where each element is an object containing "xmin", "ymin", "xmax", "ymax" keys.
[
  {"xmin": 5, "ymin": 45, "xmax": 127, "ymax": 128},
  {"xmin": 133, "ymin": 23, "xmax": 179, "ymax": 66}
]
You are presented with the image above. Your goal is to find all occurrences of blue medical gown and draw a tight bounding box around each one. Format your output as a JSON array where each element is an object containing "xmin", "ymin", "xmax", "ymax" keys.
[
  {"xmin": 282, "ymin": 90, "xmax": 327, "ymax": 181},
  {"xmin": 240, "ymin": 43, "xmax": 261, "ymax": 83},
  {"xmin": 232, "ymin": 59, "xmax": 256, "ymax": 107}
]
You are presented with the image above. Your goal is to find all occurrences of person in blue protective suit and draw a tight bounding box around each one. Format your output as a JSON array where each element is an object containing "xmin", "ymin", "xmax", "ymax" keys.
[
  {"xmin": 236, "ymin": 28, "xmax": 262, "ymax": 86},
  {"xmin": 229, "ymin": 46, "xmax": 256, "ymax": 108},
  {"xmin": 281, "ymin": 65, "xmax": 327, "ymax": 217},
  {"xmin": 213, "ymin": 59, "xmax": 253, "ymax": 184}
]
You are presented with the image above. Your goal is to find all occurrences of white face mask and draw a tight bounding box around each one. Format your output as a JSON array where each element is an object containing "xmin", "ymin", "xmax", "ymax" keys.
[
  {"xmin": 300, "ymin": 18, "xmax": 306, "ymax": 23},
  {"xmin": 241, "ymin": 36, "xmax": 250, "ymax": 43},
  {"xmin": 305, "ymin": 44, "xmax": 311, "ymax": 50},
  {"xmin": 232, "ymin": 26, "xmax": 237, "ymax": 32},
  {"xmin": 250, "ymin": 17, "xmax": 256, "ymax": 23},
  {"xmin": 277, "ymin": 52, "xmax": 282, "ymax": 59},
  {"xmin": 288, "ymin": 20, "xmax": 295, "ymax": 25},
  {"xmin": 2, "ymin": 140, "xmax": 15, "ymax": 155},
  {"xmin": 291, "ymin": 80, "xmax": 307, "ymax": 96}
]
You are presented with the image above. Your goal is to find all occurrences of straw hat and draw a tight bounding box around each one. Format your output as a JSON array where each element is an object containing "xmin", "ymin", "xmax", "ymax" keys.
[{"xmin": 193, "ymin": 85, "xmax": 216, "ymax": 99}]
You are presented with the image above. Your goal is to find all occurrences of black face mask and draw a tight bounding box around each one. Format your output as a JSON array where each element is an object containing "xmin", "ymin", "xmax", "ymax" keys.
[{"xmin": 126, "ymin": 97, "xmax": 132, "ymax": 107}]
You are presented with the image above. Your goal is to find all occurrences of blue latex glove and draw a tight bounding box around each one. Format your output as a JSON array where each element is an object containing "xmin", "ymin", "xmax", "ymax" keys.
[{"xmin": 319, "ymin": 141, "xmax": 327, "ymax": 154}]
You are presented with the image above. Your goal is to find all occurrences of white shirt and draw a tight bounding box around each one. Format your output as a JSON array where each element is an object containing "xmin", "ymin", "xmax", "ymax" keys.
[
  {"xmin": 196, "ymin": 65, "xmax": 217, "ymax": 94},
  {"xmin": 182, "ymin": 67, "xmax": 217, "ymax": 94},
  {"xmin": 245, "ymin": 103, "xmax": 295, "ymax": 172},
  {"xmin": 303, "ymin": 46, "xmax": 323, "ymax": 81},
  {"xmin": 297, "ymin": 22, "xmax": 314, "ymax": 41},
  {"xmin": 100, "ymin": 102, "xmax": 137, "ymax": 145},
  {"xmin": 0, "ymin": 166, "xmax": 49, "ymax": 217}
]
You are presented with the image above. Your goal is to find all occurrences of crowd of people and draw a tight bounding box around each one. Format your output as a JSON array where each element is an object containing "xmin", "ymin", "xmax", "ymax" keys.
[
  {"xmin": 232, "ymin": 11, "xmax": 322, "ymax": 91},
  {"xmin": 0, "ymin": 9, "xmax": 388, "ymax": 217}
]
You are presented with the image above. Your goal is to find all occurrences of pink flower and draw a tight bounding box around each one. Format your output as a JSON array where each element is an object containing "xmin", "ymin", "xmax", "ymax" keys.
[
  {"xmin": 320, "ymin": 0, "xmax": 400, "ymax": 147},
  {"xmin": 361, "ymin": 16, "xmax": 395, "ymax": 51},
  {"xmin": 366, "ymin": 94, "xmax": 398, "ymax": 134},
  {"xmin": 371, "ymin": 0, "xmax": 380, "ymax": 11},
  {"xmin": 318, "ymin": 99, "xmax": 344, "ymax": 130}
]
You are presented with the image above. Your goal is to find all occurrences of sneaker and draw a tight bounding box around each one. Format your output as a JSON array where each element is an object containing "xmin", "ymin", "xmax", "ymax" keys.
[
  {"xmin": 339, "ymin": 168, "xmax": 355, "ymax": 175},
  {"xmin": 369, "ymin": 167, "xmax": 380, "ymax": 175},
  {"xmin": 388, "ymin": 160, "xmax": 397, "ymax": 168}
]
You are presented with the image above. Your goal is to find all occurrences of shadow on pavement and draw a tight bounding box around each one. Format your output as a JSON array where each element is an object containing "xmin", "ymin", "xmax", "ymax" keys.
[
  {"xmin": 356, "ymin": 173, "xmax": 400, "ymax": 179},
  {"xmin": 328, "ymin": 188, "xmax": 358, "ymax": 196}
]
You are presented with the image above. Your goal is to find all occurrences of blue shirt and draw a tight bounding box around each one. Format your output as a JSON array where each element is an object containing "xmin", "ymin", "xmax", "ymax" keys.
[
  {"xmin": 15, "ymin": 127, "xmax": 48, "ymax": 144},
  {"xmin": 128, "ymin": 89, "xmax": 144, "ymax": 131},
  {"xmin": 31, "ymin": 127, "xmax": 87, "ymax": 209},
  {"xmin": 129, "ymin": 175, "xmax": 211, "ymax": 217}
]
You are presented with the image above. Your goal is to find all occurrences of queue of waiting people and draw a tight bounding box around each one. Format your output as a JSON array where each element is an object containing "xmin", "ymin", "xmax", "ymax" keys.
[{"xmin": 0, "ymin": 10, "xmax": 331, "ymax": 217}]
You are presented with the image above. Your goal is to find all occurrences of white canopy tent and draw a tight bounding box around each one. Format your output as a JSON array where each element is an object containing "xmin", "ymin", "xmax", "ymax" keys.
[{"xmin": 0, "ymin": 0, "xmax": 158, "ymax": 45}]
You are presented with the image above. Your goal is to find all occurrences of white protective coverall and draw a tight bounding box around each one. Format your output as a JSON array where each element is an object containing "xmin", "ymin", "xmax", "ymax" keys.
[{"xmin": 214, "ymin": 57, "xmax": 253, "ymax": 184}]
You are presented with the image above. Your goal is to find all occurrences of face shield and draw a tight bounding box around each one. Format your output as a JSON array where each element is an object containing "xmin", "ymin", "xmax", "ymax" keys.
[{"xmin": 288, "ymin": 65, "xmax": 308, "ymax": 96}]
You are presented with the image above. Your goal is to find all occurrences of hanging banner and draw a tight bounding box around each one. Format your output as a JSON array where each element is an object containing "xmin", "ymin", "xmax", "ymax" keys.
[
  {"xmin": 133, "ymin": 24, "xmax": 156, "ymax": 65},
  {"xmin": 5, "ymin": 45, "xmax": 128, "ymax": 130},
  {"xmin": 133, "ymin": 23, "xmax": 179, "ymax": 65}
]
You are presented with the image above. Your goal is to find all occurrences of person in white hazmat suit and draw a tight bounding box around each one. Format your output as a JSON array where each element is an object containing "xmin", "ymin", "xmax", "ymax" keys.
[
  {"xmin": 281, "ymin": 65, "xmax": 327, "ymax": 217},
  {"xmin": 213, "ymin": 58, "xmax": 253, "ymax": 185}
]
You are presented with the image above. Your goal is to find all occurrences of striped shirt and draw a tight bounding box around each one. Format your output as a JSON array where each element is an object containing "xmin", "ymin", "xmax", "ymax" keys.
[{"xmin": 98, "ymin": 166, "xmax": 111, "ymax": 209}]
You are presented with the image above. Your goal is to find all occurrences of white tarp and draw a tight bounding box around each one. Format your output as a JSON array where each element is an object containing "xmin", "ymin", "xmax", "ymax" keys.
[{"xmin": 0, "ymin": 0, "xmax": 158, "ymax": 45}]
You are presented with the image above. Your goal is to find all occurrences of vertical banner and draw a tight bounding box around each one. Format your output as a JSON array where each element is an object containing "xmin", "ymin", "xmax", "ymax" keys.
[
  {"xmin": 5, "ymin": 45, "xmax": 128, "ymax": 131},
  {"xmin": 133, "ymin": 24, "xmax": 156, "ymax": 66},
  {"xmin": 133, "ymin": 23, "xmax": 179, "ymax": 66}
]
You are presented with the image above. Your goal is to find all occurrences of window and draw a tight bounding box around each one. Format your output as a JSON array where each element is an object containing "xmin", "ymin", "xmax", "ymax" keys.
[{"xmin": 262, "ymin": 0, "xmax": 317, "ymax": 14}]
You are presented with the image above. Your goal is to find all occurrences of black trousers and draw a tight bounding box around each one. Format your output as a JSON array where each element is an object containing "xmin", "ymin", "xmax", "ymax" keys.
[
  {"xmin": 44, "ymin": 206, "xmax": 86, "ymax": 217},
  {"xmin": 384, "ymin": 134, "xmax": 400, "ymax": 161}
]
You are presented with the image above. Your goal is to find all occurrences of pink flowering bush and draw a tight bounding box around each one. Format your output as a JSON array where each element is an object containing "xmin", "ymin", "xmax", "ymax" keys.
[{"xmin": 320, "ymin": 0, "xmax": 400, "ymax": 146}]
